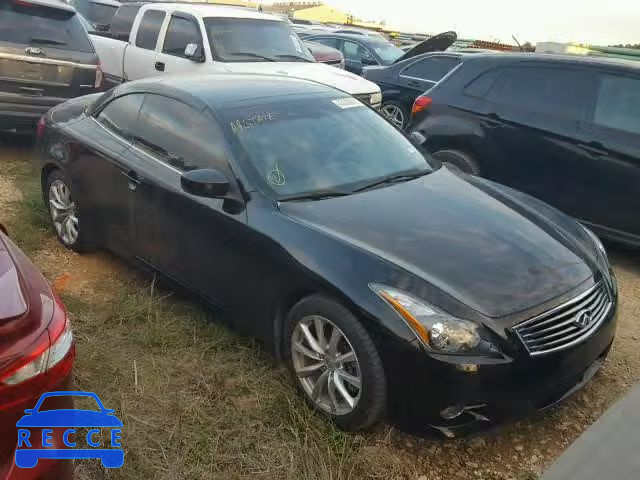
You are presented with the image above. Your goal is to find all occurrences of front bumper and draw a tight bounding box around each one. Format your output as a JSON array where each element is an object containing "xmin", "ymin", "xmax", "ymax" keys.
[{"xmin": 382, "ymin": 303, "xmax": 618, "ymax": 437}]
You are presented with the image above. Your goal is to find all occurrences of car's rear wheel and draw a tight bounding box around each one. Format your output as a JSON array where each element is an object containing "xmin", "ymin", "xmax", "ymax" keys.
[
  {"xmin": 46, "ymin": 170, "xmax": 93, "ymax": 252},
  {"xmin": 380, "ymin": 101, "xmax": 409, "ymax": 130},
  {"xmin": 284, "ymin": 294, "xmax": 386, "ymax": 431},
  {"xmin": 432, "ymin": 149, "xmax": 481, "ymax": 175}
]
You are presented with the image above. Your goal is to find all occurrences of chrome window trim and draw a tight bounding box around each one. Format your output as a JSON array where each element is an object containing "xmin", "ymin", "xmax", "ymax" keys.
[
  {"xmin": 398, "ymin": 55, "xmax": 460, "ymax": 84},
  {"xmin": 91, "ymin": 116, "xmax": 182, "ymax": 175},
  {"xmin": 0, "ymin": 53, "xmax": 97, "ymax": 70}
]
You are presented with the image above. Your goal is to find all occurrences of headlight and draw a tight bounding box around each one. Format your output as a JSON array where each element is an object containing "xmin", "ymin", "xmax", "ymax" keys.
[
  {"xmin": 581, "ymin": 224, "xmax": 607, "ymax": 258},
  {"xmin": 580, "ymin": 224, "xmax": 611, "ymax": 272},
  {"xmin": 370, "ymin": 92, "xmax": 382, "ymax": 106},
  {"xmin": 370, "ymin": 284, "xmax": 499, "ymax": 355}
]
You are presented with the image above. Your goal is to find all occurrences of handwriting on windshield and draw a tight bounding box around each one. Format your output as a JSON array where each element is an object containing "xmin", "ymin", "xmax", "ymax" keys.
[{"xmin": 230, "ymin": 112, "xmax": 279, "ymax": 134}]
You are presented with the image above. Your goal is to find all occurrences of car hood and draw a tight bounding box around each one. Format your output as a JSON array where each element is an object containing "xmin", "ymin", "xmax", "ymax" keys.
[
  {"xmin": 278, "ymin": 167, "xmax": 595, "ymax": 318},
  {"xmin": 220, "ymin": 62, "xmax": 379, "ymax": 95},
  {"xmin": 392, "ymin": 31, "xmax": 457, "ymax": 63}
]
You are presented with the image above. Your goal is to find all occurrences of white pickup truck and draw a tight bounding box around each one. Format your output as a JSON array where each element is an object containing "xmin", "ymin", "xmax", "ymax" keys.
[{"xmin": 90, "ymin": 2, "xmax": 382, "ymax": 108}]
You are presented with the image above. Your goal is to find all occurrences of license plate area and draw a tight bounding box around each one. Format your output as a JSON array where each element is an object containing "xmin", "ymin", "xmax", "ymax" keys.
[{"xmin": 0, "ymin": 58, "xmax": 73, "ymax": 86}]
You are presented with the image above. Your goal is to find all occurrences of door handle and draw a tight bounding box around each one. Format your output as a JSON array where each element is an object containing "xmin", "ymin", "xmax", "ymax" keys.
[
  {"xmin": 155, "ymin": 62, "xmax": 165, "ymax": 72},
  {"xmin": 121, "ymin": 170, "xmax": 141, "ymax": 191},
  {"xmin": 578, "ymin": 142, "xmax": 608, "ymax": 157}
]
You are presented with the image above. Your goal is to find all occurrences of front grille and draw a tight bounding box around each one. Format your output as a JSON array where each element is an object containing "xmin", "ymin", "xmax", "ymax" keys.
[
  {"xmin": 322, "ymin": 59, "xmax": 342, "ymax": 66},
  {"xmin": 514, "ymin": 282, "xmax": 612, "ymax": 356}
]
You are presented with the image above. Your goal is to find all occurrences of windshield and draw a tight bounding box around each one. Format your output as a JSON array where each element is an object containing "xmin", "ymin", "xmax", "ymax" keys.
[
  {"xmin": 204, "ymin": 17, "xmax": 314, "ymax": 62},
  {"xmin": 87, "ymin": 2, "xmax": 118, "ymax": 25},
  {"xmin": 0, "ymin": 3, "xmax": 93, "ymax": 52},
  {"xmin": 223, "ymin": 95, "xmax": 434, "ymax": 198},
  {"xmin": 372, "ymin": 43, "xmax": 404, "ymax": 64}
]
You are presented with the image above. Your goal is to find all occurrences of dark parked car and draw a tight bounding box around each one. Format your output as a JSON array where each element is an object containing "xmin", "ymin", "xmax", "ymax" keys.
[
  {"xmin": 0, "ymin": 0, "xmax": 102, "ymax": 134},
  {"xmin": 410, "ymin": 53, "xmax": 640, "ymax": 247},
  {"xmin": 304, "ymin": 32, "xmax": 405, "ymax": 75},
  {"xmin": 65, "ymin": 0, "xmax": 121, "ymax": 31},
  {"xmin": 36, "ymin": 74, "xmax": 617, "ymax": 436},
  {"xmin": 0, "ymin": 222, "xmax": 75, "ymax": 479},
  {"xmin": 362, "ymin": 32, "xmax": 458, "ymax": 129}
]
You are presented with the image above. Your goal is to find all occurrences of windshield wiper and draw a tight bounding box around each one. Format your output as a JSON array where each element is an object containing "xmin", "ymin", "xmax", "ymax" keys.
[
  {"xmin": 279, "ymin": 190, "xmax": 352, "ymax": 202},
  {"xmin": 352, "ymin": 169, "xmax": 431, "ymax": 193},
  {"xmin": 227, "ymin": 52, "xmax": 276, "ymax": 62},
  {"xmin": 274, "ymin": 54, "xmax": 313, "ymax": 63},
  {"xmin": 30, "ymin": 38, "xmax": 66, "ymax": 46}
]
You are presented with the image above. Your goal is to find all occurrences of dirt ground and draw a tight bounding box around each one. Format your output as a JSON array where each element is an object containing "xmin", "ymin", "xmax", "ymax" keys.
[{"xmin": 1, "ymin": 135, "xmax": 639, "ymax": 480}]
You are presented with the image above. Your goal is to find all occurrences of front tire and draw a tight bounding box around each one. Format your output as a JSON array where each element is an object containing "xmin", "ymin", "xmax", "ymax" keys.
[
  {"xmin": 45, "ymin": 169, "xmax": 93, "ymax": 252},
  {"xmin": 432, "ymin": 149, "xmax": 481, "ymax": 175},
  {"xmin": 284, "ymin": 294, "xmax": 387, "ymax": 431}
]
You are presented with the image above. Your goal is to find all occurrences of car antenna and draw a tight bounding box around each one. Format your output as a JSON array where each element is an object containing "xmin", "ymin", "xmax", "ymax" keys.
[{"xmin": 512, "ymin": 34, "xmax": 525, "ymax": 52}]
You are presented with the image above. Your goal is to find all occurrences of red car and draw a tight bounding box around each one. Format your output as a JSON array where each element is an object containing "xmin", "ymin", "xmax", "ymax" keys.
[
  {"xmin": 0, "ymin": 223, "xmax": 75, "ymax": 480},
  {"xmin": 304, "ymin": 41, "xmax": 345, "ymax": 69}
]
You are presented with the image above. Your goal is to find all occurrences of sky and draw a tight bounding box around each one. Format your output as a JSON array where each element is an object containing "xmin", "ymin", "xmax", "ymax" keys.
[{"xmin": 283, "ymin": 0, "xmax": 640, "ymax": 46}]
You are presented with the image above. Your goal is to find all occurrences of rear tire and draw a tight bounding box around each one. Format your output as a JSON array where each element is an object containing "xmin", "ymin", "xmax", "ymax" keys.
[
  {"xmin": 432, "ymin": 149, "xmax": 481, "ymax": 175},
  {"xmin": 45, "ymin": 169, "xmax": 94, "ymax": 252},
  {"xmin": 380, "ymin": 100, "xmax": 410, "ymax": 130},
  {"xmin": 283, "ymin": 294, "xmax": 387, "ymax": 431}
]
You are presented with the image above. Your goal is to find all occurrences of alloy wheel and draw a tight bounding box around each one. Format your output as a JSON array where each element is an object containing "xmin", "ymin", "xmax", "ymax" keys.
[
  {"xmin": 291, "ymin": 315, "xmax": 362, "ymax": 415},
  {"xmin": 380, "ymin": 104, "xmax": 405, "ymax": 129},
  {"xmin": 49, "ymin": 179, "xmax": 79, "ymax": 246}
]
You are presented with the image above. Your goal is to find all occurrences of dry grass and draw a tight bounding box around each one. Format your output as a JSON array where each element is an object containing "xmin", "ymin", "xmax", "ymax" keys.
[{"xmin": 3, "ymin": 136, "xmax": 640, "ymax": 480}]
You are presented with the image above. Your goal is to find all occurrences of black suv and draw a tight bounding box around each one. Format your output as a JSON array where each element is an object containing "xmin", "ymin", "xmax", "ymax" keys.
[
  {"xmin": 0, "ymin": 0, "xmax": 101, "ymax": 133},
  {"xmin": 410, "ymin": 53, "xmax": 640, "ymax": 247}
]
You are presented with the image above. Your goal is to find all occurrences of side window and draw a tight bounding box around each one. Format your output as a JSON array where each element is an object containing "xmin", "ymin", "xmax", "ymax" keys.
[
  {"xmin": 312, "ymin": 37, "xmax": 339, "ymax": 49},
  {"xmin": 401, "ymin": 57, "xmax": 460, "ymax": 82},
  {"xmin": 491, "ymin": 66, "xmax": 593, "ymax": 119},
  {"xmin": 593, "ymin": 74, "xmax": 640, "ymax": 135},
  {"xmin": 135, "ymin": 10, "xmax": 165, "ymax": 50},
  {"xmin": 109, "ymin": 5, "xmax": 141, "ymax": 35},
  {"xmin": 464, "ymin": 67, "xmax": 501, "ymax": 98},
  {"xmin": 135, "ymin": 95, "xmax": 227, "ymax": 171},
  {"xmin": 342, "ymin": 41, "xmax": 365, "ymax": 62},
  {"xmin": 162, "ymin": 15, "xmax": 201, "ymax": 57},
  {"xmin": 95, "ymin": 94, "xmax": 145, "ymax": 140}
]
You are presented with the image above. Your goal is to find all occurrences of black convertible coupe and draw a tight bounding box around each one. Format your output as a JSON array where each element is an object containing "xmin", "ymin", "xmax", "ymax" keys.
[{"xmin": 35, "ymin": 74, "xmax": 617, "ymax": 436}]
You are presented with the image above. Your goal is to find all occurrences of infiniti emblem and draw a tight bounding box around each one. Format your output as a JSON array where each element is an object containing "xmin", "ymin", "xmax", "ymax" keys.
[{"xmin": 575, "ymin": 309, "xmax": 593, "ymax": 329}]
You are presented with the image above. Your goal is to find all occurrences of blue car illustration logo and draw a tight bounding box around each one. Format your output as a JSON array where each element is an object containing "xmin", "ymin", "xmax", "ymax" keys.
[{"xmin": 15, "ymin": 391, "xmax": 123, "ymax": 468}]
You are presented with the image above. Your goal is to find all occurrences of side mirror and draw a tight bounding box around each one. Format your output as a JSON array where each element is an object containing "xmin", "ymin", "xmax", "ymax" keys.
[
  {"xmin": 184, "ymin": 43, "xmax": 205, "ymax": 62},
  {"xmin": 409, "ymin": 131, "xmax": 426, "ymax": 146},
  {"xmin": 181, "ymin": 168, "xmax": 230, "ymax": 198}
]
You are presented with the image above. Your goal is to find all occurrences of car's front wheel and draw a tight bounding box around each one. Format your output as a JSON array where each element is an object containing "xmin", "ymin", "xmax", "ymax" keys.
[
  {"xmin": 46, "ymin": 169, "xmax": 93, "ymax": 252},
  {"xmin": 284, "ymin": 295, "xmax": 387, "ymax": 431}
]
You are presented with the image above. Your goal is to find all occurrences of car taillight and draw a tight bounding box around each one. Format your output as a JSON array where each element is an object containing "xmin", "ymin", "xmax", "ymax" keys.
[
  {"xmin": 412, "ymin": 95, "xmax": 433, "ymax": 116},
  {"xmin": 95, "ymin": 62, "xmax": 103, "ymax": 89},
  {"xmin": 36, "ymin": 115, "xmax": 46, "ymax": 140},
  {"xmin": 0, "ymin": 293, "xmax": 74, "ymax": 390}
]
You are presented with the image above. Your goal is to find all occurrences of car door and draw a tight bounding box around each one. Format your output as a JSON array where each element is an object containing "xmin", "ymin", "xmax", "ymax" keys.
[
  {"xmin": 72, "ymin": 93, "xmax": 145, "ymax": 256},
  {"xmin": 123, "ymin": 8, "xmax": 166, "ymax": 80},
  {"xmin": 479, "ymin": 64, "xmax": 596, "ymax": 219},
  {"xmin": 341, "ymin": 40, "xmax": 377, "ymax": 75},
  {"xmin": 574, "ymin": 71, "xmax": 640, "ymax": 240},
  {"xmin": 154, "ymin": 12, "xmax": 207, "ymax": 76},
  {"xmin": 122, "ymin": 93, "xmax": 249, "ymax": 309},
  {"xmin": 397, "ymin": 55, "xmax": 461, "ymax": 104}
]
